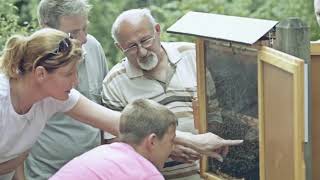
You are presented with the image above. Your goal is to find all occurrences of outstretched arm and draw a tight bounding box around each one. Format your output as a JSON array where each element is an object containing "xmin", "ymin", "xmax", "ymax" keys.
[
  {"xmin": 66, "ymin": 94, "xmax": 121, "ymax": 136},
  {"xmin": 66, "ymin": 94, "xmax": 242, "ymax": 161}
]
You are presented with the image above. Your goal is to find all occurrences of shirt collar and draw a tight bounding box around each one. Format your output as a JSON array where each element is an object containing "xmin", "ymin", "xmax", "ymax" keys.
[
  {"xmin": 82, "ymin": 46, "xmax": 87, "ymax": 58},
  {"xmin": 125, "ymin": 42, "xmax": 182, "ymax": 79}
]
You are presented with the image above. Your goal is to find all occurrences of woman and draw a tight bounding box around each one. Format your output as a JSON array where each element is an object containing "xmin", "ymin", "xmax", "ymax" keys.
[{"xmin": 0, "ymin": 28, "xmax": 120, "ymax": 179}]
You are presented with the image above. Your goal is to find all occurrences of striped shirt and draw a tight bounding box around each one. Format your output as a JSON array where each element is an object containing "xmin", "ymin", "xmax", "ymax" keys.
[{"xmin": 102, "ymin": 42, "xmax": 201, "ymax": 179}]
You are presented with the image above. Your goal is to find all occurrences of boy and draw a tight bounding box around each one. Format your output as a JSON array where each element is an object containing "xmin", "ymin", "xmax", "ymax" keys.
[{"xmin": 50, "ymin": 99, "xmax": 177, "ymax": 180}]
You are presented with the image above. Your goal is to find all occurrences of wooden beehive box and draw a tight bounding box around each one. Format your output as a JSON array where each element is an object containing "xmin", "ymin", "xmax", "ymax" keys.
[{"xmin": 168, "ymin": 12, "xmax": 305, "ymax": 180}]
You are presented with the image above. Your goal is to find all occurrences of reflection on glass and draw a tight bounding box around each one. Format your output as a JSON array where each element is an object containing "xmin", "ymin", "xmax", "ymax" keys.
[{"xmin": 205, "ymin": 41, "xmax": 259, "ymax": 180}]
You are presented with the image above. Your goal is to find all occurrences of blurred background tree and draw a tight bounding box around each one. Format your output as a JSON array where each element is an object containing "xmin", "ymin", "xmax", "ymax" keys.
[
  {"xmin": 0, "ymin": 0, "xmax": 37, "ymax": 51},
  {"xmin": 0, "ymin": 0, "xmax": 318, "ymax": 67}
]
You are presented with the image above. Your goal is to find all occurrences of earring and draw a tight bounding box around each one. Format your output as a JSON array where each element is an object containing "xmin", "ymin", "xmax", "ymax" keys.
[{"xmin": 16, "ymin": 68, "xmax": 21, "ymax": 75}]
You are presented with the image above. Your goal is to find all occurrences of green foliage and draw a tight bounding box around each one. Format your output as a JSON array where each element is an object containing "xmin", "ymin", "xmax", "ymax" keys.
[
  {"xmin": 149, "ymin": 0, "xmax": 318, "ymax": 40},
  {"xmin": 88, "ymin": 0, "xmax": 126, "ymax": 67},
  {"xmin": 0, "ymin": 0, "xmax": 319, "ymax": 67},
  {"xmin": 0, "ymin": 1, "xmax": 26, "ymax": 51}
]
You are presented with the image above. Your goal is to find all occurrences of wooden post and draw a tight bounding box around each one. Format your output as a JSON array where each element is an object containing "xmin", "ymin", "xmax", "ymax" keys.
[
  {"xmin": 274, "ymin": 18, "xmax": 310, "ymax": 63},
  {"xmin": 274, "ymin": 17, "xmax": 311, "ymax": 180}
]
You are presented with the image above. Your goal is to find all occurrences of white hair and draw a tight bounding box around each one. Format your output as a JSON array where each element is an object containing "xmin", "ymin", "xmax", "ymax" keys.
[
  {"xmin": 111, "ymin": 8, "xmax": 157, "ymax": 43},
  {"xmin": 38, "ymin": 0, "xmax": 92, "ymax": 28}
]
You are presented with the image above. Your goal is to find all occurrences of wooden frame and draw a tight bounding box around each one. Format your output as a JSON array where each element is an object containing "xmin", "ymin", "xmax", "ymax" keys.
[
  {"xmin": 196, "ymin": 41, "xmax": 305, "ymax": 179},
  {"xmin": 310, "ymin": 42, "xmax": 320, "ymax": 180},
  {"xmin": 197, "ymin": 38, "xmax": 259, "ymax": 180},
  {"xmin": 258, "ymin": 46, "xmax": 304, "ymax": 180},
  {"xmin": 196, "ymin": 38, "xmax": 210, "ymax": 178}
]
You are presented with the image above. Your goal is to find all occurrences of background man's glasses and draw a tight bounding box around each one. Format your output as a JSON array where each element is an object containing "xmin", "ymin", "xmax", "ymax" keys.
[
  {"xmin": 122, "ymin": 35, "xmax": 155, "ymax": 54},
  {"xmin": 67, "ymin": 24, "xmax": 88, "ymax": 39}
]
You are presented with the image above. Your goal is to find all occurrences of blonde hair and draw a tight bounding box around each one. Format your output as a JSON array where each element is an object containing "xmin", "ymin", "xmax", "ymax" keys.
[{"xmin": 0, "ymin": 28, "xmax": 82, "ymax": 79}]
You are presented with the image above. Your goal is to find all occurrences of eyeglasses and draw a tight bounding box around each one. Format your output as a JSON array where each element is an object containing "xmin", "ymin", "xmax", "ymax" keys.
[
  {"xmin": 68, "ymin": 25, "xmax": 88, "ymax": 39},
  {"xmin": 69, "ymin": 30, "xmax": 85, "ymax": 39},
  {"xmin": 122, "ymin": 35, "xmax": 155, "ymax": 54},
  {"xmin": 36, "ymin": 37, "xmax": 72, "ymax": 67}
]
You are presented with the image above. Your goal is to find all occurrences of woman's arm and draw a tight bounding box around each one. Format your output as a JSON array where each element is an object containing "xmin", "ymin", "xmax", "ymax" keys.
[
  {"xmin": 0, "ymin": 151, "xmax": 28, "ymax": 175},
  {"xmin": 66, "ymin": 94, "xmax": 121, "ymax": 136},
  {"xmin": 66, "ymin": 95, "xmax": 242, "ymax": 160},
  {"xmin": 13, "ymin": 163, "xmax": 25, "ymax": 180}
]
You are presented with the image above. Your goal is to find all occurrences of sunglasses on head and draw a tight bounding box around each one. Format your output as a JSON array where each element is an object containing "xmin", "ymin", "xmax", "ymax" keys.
[
  {"xmin": 46, "ymin": 37, "xmax": 71, "ymax": 58},
  {"xmin": 36, "ymin": 37, "xmax": 72, "ymax": 65}
]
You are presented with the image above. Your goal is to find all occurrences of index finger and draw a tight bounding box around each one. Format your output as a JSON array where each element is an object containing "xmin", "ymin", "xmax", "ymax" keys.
[{"xmin": 221, "ymin": 139, "xmax": 243, "ymax": 146}]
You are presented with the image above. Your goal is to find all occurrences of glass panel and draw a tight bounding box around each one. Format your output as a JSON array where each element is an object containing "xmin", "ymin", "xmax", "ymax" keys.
[{"xmin": 205, "ymin": 40, "xmax": 259, "ymax": 180}]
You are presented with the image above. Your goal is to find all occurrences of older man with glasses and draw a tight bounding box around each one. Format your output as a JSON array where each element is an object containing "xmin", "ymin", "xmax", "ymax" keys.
[{"xmin": 101, "ymin": 8, "xmax": 227, "ymax": 180}]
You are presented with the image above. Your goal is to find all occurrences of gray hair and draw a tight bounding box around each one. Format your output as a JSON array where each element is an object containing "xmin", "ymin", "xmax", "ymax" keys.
[
  {"xmin": 111, "ymin": 8, "xmax": 157, "ymax": 43},
  {"xmin": 119, "ymin": 99, "xmax": 177, "ymax": 145},
  {"xmin": 37, "ymin": 0, "xmax": 92, "ymax": 28}
]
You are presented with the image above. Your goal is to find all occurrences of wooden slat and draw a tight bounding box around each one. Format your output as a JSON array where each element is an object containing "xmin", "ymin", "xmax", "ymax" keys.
[
  {"xmin": 258, "ymin": 46, "xmax": 305, "ymax": 180},
  {"xmin": 196, "ymin": 38, "xmax": 209, "ymax": 178},
  {"xmin": 310, "ymin": 42, "xmax": 320, "ymax": 180}
]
